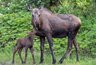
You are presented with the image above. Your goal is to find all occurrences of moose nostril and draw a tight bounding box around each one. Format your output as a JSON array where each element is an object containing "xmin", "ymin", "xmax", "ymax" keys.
[{"xmin": 32, "ymin": 15, "xmax": 34, "ymax": 17}]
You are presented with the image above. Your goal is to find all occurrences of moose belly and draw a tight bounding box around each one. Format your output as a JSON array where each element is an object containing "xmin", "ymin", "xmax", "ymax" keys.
[{"xmin": 52, "ymin": 30, "xmax": 67, "ymax": 38}]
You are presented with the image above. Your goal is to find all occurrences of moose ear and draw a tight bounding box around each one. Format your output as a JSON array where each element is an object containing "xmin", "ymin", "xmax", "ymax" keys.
[
  {"xmin": 39, "ymin": 6, "xmax": 44, "ymax": 9},
  {"xmin": 27, "ymin": 4, "xmax": 33, "ymax": 12}
]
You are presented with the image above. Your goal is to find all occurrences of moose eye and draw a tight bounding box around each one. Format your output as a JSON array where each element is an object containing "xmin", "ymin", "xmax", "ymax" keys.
[
  {"xmin": 32, "ymin": 14, "xmax": 34, "ymax": 17},
  {"xmin": 37, "ymin": 13, "xmax": 40, "ymax": 17}
]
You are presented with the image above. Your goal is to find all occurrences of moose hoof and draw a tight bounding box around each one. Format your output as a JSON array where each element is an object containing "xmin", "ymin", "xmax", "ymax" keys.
[
  {"xmin": 22, "ymin": 61, "xmax": 26, "ymax": 64},
  {"xmin": 12, "ymin": 61, "xmax": 14, "ymax": 64},
  {"xmin": 76, "ymin": 58, "xmax": 79, "ymax": 62},
  {"xmin": 39, "ymin": 61, "xmax": 43, "ymax": 64},
  {"xmin": 33, "ymin": 62, "xmax": 36, "ymax": 64},
  {"xmin": 52, "ymin": 60, "xmax": 56, "ymax": 64},
  {"xmin": 39, "ymin": 59, "xmax": 44, "ymax": 64},
  {"xmin": 59, "ymin": 60, "xmax": 63, "ymax": 64}
]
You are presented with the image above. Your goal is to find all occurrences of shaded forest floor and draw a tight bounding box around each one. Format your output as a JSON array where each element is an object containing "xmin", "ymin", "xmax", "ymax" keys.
[{"xmin": 0, "ymin": 51, "xmax": 96, "ymax": 65}]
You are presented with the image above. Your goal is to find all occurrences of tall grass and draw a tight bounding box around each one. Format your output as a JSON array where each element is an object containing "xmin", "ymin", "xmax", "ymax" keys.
[{"xmin": 0, "ymin": 50, "xmax": 96, "ymax": 65}]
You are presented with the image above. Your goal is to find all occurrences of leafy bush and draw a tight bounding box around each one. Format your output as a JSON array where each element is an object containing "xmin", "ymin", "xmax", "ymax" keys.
[{"xmin": 0, "ymin": 11, "xmax": 32, "ymax": 50}]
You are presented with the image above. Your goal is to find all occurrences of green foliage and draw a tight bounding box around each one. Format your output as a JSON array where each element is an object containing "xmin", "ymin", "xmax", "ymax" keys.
[
  {"xmin": 0, "ymin": 0, "xmax": 61, "ymax": 14},
  {"xmin": 77, "ymin": 17, "xmax": 96, "ymax": 56},
  {"xmin": 0, "ymin": 11, "xmax": 32, "ymax": 51}
]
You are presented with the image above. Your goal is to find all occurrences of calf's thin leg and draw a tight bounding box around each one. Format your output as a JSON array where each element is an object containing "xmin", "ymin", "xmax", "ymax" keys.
[
  {"xmin": 46, "ymin": 34, "xmax": 56, "ymax": 64},
  {"xmin": 24, "ymin": 47, "xmax": 28, "ymax": 63},
  {"xmin": 59, "ymin": 32, "xmax": 73, "ymax": 63},
  {"xmin": 39, "ymin": 36, "xmax": 45, "ymax": 63},
  {"xmin": 30, "ymin": 47, "xmax": 35, "ymax": 64},
  {"xmin": 12, "ymin": 47, "xmax": 18, "ymax": 64},
  {"xmin": 18, "ymin": 48, "xmax": 23, "ymax": 64}
]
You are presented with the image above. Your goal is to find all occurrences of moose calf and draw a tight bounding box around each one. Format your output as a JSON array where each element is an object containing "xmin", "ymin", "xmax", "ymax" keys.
[{"xmin": 12, "ymin": 31, "xmax": 35, "ymax": 64}]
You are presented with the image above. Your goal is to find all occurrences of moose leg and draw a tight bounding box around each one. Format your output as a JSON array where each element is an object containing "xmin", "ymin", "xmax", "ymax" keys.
[
  {"xmin": 30, "ymin": 47, "xmax": 35, "ymax": 64},
  {"xmin": 40, "ymin": 36, "xmax": 45, "ymax": 63},
  {"xmin": 69, "ymin": 50, "xmax": 73, "ymax": 59},
  {"xmin": 46, "ymin": 34, "xmax": 56, "ymax": 64},
  {"xmin": 12, "ymin": 47, "xmax": 18, "ymax": 64},
  {"xmin": 18, "ymin": 48, "xmax": 23, "ymax": 64},
  {"xmin": 73, "ymin": 39, "xmax": 79, "ymax": 61},
  {"xmin": 59, "ymin": 32, "xmax": 73, "ymax": 63},
  {"xmin": 24, "ymin": 47, "xmax": 28, "ymax": 64}
]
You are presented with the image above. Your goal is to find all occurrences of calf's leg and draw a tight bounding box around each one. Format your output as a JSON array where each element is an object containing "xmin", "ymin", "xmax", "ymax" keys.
[
  {"xmin": 18, "ymin": 48, "xmax": 23, "ymax": 64},
  {"xmin": 30, "ymin": 47, "xmax": 35, "ymax": 64},
  {"xmin": 12, "ymin": 47, "xmax": 18, "ymax": 64},
  {"xmin": 24, "ymin": 47, "xmax": 28, "ymax": 63}
]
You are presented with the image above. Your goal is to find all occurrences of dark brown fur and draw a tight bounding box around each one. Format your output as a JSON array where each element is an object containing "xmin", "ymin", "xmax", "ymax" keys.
[
  {"xmin": 12, "ymin": 31, "xmax": 35, "ymax": 64},
  {"xmin": 31, "ymin": 7, "xmax": 81, "ymax": 64}
]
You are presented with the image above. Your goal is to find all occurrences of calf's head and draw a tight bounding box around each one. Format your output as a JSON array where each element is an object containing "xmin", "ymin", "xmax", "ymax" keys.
[{"xmin": 28, "ymin": 31, "xmax": 34, "ymax": 37}]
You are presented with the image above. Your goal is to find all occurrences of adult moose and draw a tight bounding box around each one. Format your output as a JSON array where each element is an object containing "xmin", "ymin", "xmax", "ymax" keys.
[{"xmin": 30, "ymin": 7, "xmax": 81, "ymax": 64}]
